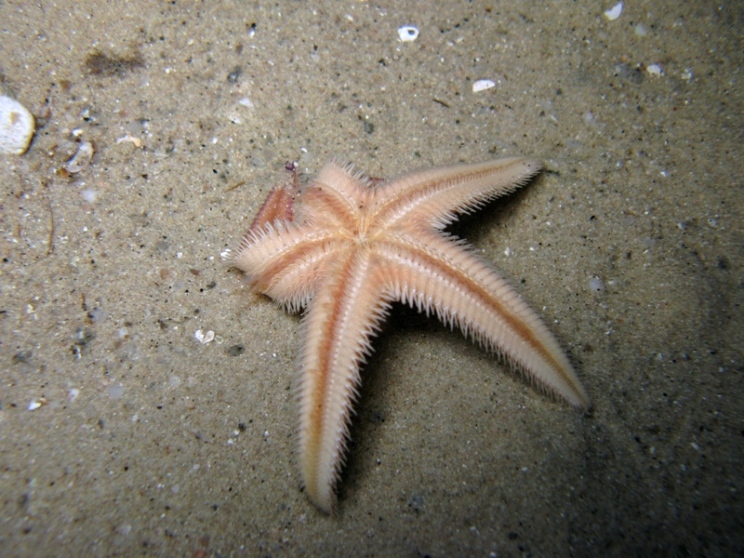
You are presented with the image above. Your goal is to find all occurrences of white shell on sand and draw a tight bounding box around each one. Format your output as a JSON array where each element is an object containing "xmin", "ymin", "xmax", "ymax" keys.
[{"xmin": 0, "ymin": 95, "xmax": 35, "ymax": 155}]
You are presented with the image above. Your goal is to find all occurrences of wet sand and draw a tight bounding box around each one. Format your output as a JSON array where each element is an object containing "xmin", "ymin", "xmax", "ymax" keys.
[{"xmin": 1, "ymin": 1, "xmax": 741, "ymax": 556}]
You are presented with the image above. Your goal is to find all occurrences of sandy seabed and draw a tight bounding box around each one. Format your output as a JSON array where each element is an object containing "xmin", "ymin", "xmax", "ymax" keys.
[{"xmin": 1, "ymin": 2, "xmax": 741, "ymax": 556}]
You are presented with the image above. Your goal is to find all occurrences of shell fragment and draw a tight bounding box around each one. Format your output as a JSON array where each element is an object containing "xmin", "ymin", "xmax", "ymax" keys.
[
  {"xmin": 64, "ymin": 141, "xmax": 94, "ymax": 173},
  {"xmin": 472, "ymin": 79, "xmax": 496, "ymax": 93},
  {"xmin": 0, "ymin": 95, "xmax": 35, "ymax": 155},
  {"xmin": 603, "ymin": 2, "xmax": 623, "ymax": 21},
  {"xmin": 397, "ymin": 26, "xmax": 419, "ymax": 42}
]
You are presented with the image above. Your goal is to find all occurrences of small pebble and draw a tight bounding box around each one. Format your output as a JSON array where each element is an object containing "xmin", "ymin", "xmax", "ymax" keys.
[{"xmin": 81, "ymin": 189, "xmax": 97, "ymax": 203}]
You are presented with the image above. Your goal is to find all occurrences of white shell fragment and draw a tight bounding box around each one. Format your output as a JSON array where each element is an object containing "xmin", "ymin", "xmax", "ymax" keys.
[
  {"xmin": 195, "ymin": 329, "xmax": 215, "ymax": 344},
  {"xmin": 0, "ymin": 95, "xmax": 35, "ymax": 155},
  {"xmin": 472, "ymin": 79, "xmax": 496, "ymax": 93},
  {"xmin": 27, "ymin": 397, "xmax": 47, "ymax": 411},
  {"xmin": 64, "ymin": 140, "xmax": 94, "ymax": 173},
  {"xmin": 116, "ymin": 134, "xmax": 142, "ymax": 148},
  {"xmin": 646, "ymin": 63, "xmax": 663, "ymax": 77},
  {"xmin": 589, "ymin": 276, "xmax": 605, "ymax": 293},
  {"xmin": 398, "ymin": 25, "xmax": 419, "ymax": 42},
  {"xmin": 603, "ymin": 2, "xmax": 623, "ymax": 21}
]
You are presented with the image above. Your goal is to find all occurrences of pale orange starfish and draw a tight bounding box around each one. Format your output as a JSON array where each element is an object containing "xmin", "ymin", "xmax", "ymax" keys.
[{"xmin": 232, "ymin": 157, "xmax": 589, "ymax": 513}]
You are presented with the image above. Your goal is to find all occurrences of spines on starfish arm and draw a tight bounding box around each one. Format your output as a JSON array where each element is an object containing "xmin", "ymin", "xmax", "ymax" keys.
[
  {"xmin": 300, "ymin": 161, "xmax": 376, "ymax": 230},
  {"xmin": 325, "ymin": 158, "xmax": 376, "ymax": 187},
  {"xmin": 372, "ymin": 158, "xmax": 542, "ymax": 231},
  {"xmin": 377, "ymin": 233, "xmax": 590, "ymax": 410},
  {"xmin": 246, "ymin": 166, "xmax": 300, "ymax": 232},
  {"xmin": 295, "ymin": 254, "xmax": 392, "ymax": 513},
  {"xmin": 233, "ymin": 222, "xmax": 342, "ymax": 312}
]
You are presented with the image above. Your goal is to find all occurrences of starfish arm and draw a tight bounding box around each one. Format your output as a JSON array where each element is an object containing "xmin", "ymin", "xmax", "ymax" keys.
[
  {"xmin": 301, "ymin": 160, "xmax": 372, "ymax": 223},
  {"xmin": 377, "ymin": 233, "xmax": 590, "ymax": 409},
  {"xmin": 297, "ymin": 249, "xmax": 391, "ymax": 513},
  {"xmin": 232, "ymin": 224, "xmax": 341, "ymax": 311},
  {"xmin": 372, "ymin": 158, "xmax": 542, "ymax": 231},
  {"xmin": 247, "ymin": 168, "xmax": 300, "ymax": 232}
]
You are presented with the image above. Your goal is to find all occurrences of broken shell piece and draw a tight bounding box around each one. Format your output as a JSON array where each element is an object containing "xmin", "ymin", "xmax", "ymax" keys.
[
  {"xmin": 603, "ymin": 2, "xmax": 623, "ymax": 21},
  {"xmin": 0, "ymin": 95, "xmax": 35, "ymax": 155},
  {"xmin": 646, "ymin": 63, "xmax": 663, "ymax": 77},
  {"xmin": 472, "ymin": 79, "xmax": 496, "ymax": 93},
  {"xmin": 116, "ymin": 134, "xmax": 142, "ymax": 148},
  {"xmin": 64, "ymin": 140, "xmax": 94, "ymax": 173},
  {"xmin": 28, "ymin": 397, "xmax": 48, "ymax": 410},
  {"xmin": 195, "ymin": 329, "xmax": 215, "ymax": 344},
  {"xmin": 397, "ymin": 25, "xmax": 419, "ymax": 42}
]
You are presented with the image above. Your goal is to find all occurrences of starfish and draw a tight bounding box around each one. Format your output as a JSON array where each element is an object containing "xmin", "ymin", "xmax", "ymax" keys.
[{"xmin": 231, "ymin": 157, "xmax": 589, "ymax": 513}]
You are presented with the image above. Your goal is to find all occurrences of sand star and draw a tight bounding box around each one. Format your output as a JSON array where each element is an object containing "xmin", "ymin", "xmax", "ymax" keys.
[{"xmin": 231, "ymin": 157, "xmax": 589, "ymax": 513}]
